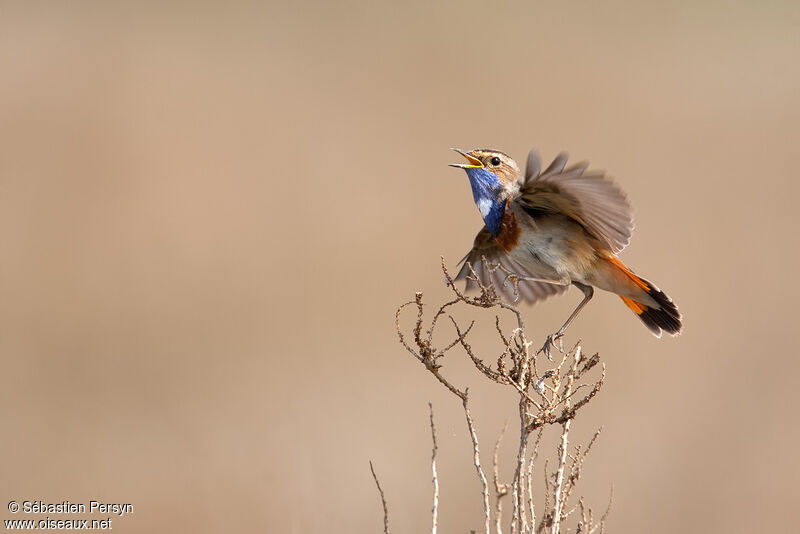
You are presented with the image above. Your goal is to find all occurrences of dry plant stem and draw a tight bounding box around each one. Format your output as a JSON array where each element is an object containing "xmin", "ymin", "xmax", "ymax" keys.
[
  {"xmin": 551, "ymin": 419, "xmax": 572, "ymax": 534},
  {"xmin": 577, "ymin": 485, "xmax": 613, "ymax": 534},
  {"xmin": 597, "ymin": 486, "xmax": 614, "ymax": 534},
  {"xmin": 429, "ymin": 403, "xmax": 439, "ymax": 534},
  {"xmin": 395, "ymin": 259, "xmax": 609, "ymax": 534},
  {"xmin": 462, "ymin": 394, "xmax": 492, "ymax": 534},
  {"xmin": 511, "ymin": 407, "xmax": 530, "ymax": 534},
  {"xmin": 562, "ymin": 428, "xmax": 604, "ymax": 510},
  {"xmin": 493, "ymin": 422, "xmax": 510, "ymax": 534},
  {"xmin": 551, "ymin": 346, "xmax": 581, "ymax": 534},
  {"xmin": 369, "ymin": 461, "xmax": 390, "ymax": 534},
  {"xmin": 527, "ymin": 456, "xmax": 536, "ymax": 533},
  {"xmin": 528, "ymin": 428, "xmax": 543, "ymax": 533},
  {"xmin": 542, "ymin": 458, "xmax": 551, "ymax": 532},
  {"xmin": 396, "ymin": 293, "xmax": 472, "ymax": 399}
]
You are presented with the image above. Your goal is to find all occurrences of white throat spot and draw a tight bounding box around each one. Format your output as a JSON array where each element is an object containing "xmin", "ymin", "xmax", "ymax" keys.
[{"xmin": 477, "ymin": 198, "xmax": 492, "ymax": 218}]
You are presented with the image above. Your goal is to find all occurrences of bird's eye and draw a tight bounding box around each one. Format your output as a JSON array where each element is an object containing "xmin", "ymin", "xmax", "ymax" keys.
[{"xmin": 490, "ymin": 156, "xmax": 501, "ymax": 166}]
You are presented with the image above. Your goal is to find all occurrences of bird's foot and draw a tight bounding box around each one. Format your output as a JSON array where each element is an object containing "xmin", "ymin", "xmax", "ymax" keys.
[
  {"xmin": 501, "ymin": 273, "xmax": 522, "ymax": 302},
  {"xmin": 538, "ymin": 332, "xmax": 564, "ymax": 362},
  {"xmin": 502, "ymin": 273, "xmax": 519, "ymax": 288}
]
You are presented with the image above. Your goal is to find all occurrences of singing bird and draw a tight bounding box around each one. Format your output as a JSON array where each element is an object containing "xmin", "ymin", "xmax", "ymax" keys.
[{"xmin": 450, "ymin": 147, "xmax": 682, "ymax": 343}]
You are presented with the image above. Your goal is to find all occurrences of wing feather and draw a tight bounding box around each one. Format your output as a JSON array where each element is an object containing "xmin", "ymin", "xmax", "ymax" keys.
[
  {"xmin": 541, "ymin": 152, "xmax": 569, "ymax": 177},
  {"xmin": 524, "ymin": 148, "xmax": 541, "ymax": 182},
  {"xmin": 455, "ymin": 227, "xmax": 567, "ymax": 305},
  {"xmin": 521, "ymin": 152, "xmax": 634, "ymax": 254}
]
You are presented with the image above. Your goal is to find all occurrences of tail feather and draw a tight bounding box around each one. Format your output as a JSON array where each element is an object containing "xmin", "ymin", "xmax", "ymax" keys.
[{"xmin": 609, "ymin": 258, "xmax": 683, "ymax": 337}]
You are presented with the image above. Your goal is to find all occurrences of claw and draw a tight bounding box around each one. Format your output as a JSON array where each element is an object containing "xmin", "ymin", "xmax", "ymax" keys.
[
  {"xmin": 502, "ymin": 273, "xmax": 522, "ymax": 303},
  {"xmin": 538, "ymin": 332, "xmax": 564, "ymax": 362}
]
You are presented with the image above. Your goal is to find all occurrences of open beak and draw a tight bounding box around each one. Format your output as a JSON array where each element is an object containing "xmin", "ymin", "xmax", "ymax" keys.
[{"xmin": 449, "ymin": 148, "xmax": 484, "ymax": 169}]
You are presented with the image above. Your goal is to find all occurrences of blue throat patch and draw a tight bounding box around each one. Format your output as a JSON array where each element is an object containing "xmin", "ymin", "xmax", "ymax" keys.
[{"xmin": 465, "ymin": 167, "xmax": 505, "ymax": 237}]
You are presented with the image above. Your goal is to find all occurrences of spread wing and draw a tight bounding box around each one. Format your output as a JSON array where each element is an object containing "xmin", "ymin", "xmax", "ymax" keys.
[
  {"xmin": 522, "ymin": 148, "xmax": 634, "ymax": 254},
  {"xmin": 455, "ymin": 227, "xmax": 567, "ymax": 305}
]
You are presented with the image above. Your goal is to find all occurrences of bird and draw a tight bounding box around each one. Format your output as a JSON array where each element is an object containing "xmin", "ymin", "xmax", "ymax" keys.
[{"xmin": 449, "ymin": 147, "xmax": 682, "ymax": 349}]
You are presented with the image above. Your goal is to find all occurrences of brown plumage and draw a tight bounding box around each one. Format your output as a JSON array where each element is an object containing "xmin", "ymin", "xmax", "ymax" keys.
[{"xmin": 452, "ymin": 147, "xmax": 682, "ymax": 339}]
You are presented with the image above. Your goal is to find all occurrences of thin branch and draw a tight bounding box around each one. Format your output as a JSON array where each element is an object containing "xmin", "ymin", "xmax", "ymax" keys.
[
  {"xmin": 562, "ymin": 427, "xmax": 604, "ymax": 507},
  {"xmin": 539, "ymin": 459, "xmax": 551, "ymax": 534},
  {"xmin": 395, "ymin": 260, "xmax": 609, "ymax": 534},
  {"xmin": 591, "ymin": 485, "xmax": 614, "ymax": 534},
  {"xmin": 526, "ymin": 456, "xmax": 535, "ymax": 534},
  {"xmin": 450, "ymin": 315, "xmax": 503, "ymax": 382},
  {"xmin": 493, "ymin": 421, "xmax": 510, "ymax": 534},
  {"xmin": 511, "ymin": 410, "xmax": 530, "ymax": 534},
  {"xmin": 369, "ymin": 461, "xmax": 390, "ymax": 534},
  {"xmin": 462, "ymin": 393, "xmax": 491, "ymax": 534},
  {"xmin": 578, "ymin": 498, "xmax": 590, "ymax": 534},
  {"xmin": 427, "ymin": 299, "xmax": 461, "ymax": 346},
  {"xmin": 396, "ymin": 299, "xmax": 423, "ymax": 363},
  {"xmin": 551, "ymin": 420, "xmax": 572, "ymax": 534},
  {"xmin": 429, "ymin": 403, "xmax": 439, "ymax": 534},
  {"xmin": 396, "ymin": 292, "xmax": 468, "ymax": 399},
  {"xmin": 442, "ymin": 319, "xmax": 476, "ymax": 354},
  {"xmin": 528, "ymin": 428, "xmax": 543, "ymax": 533}
]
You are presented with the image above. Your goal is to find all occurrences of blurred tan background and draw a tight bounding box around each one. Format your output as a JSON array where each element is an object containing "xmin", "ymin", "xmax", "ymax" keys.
[{"xmin": 1, "ymin": 1, "xmax": 799, "ymax": 532}]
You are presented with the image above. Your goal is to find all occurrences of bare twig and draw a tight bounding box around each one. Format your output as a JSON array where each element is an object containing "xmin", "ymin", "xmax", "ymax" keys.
[
  {"xmin": 369, "ymin": 461, "xmax": 390, "ymax": 534},
  {"xmin": 394, "ymin": 258, "xmax": 610, "ymax": 534},
  {"xmin": 597, "ymin": 485, "xmax": 614, "ymax": 534},
  {"xmin": 551, "ymin": 347, "xmax": 582, "ymax": 534},
  {"xmin": 551, "ymin": 420, "xmax": 572, "ymax": 534},
  {"xmin": 562, "ymin": 428, "xmax": 604, "ymax": 508},
  {"xmin": 429, "ymin": 403, "xmax": 439, "ymax": 534},
  {"xmin": 462, "ymin": 393, "xmax": 491, "ymax": 534},
  {"xmin": 528, "ymin": 428, "xmax": 543, "ymax": 532},
  {"xmin": 591, "ymin": 485, "xmax": 614, "ymax": 534},
  {"xmin": 541, "ymin": 459, "xmax": 551, "ymax": 533},
  {"xmin": 493, "ymin": 422, "xmax": 510, "ymax": 534},
  {"xmin": 511, "ymin": 416, "xmax": 530, "ymax": 534}
]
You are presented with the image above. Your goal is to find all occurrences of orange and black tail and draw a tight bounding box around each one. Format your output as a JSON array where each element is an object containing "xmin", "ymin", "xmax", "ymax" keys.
[
  {"xmin": 607, "ymin": 258, "xmax": 683, "ymax": 337},
  {"xmin": 621, "ymin": 287, "xmax": 682, "ymax": 338}
]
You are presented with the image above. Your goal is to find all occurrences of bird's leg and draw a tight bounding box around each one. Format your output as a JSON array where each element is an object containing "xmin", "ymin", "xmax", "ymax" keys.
[
  {"xmin": 501, "ymin": 272, "xmax": 570, "ymax": 303},
  {"xmin": 483, "ymin": 262, "xmax": 569, "ymax": 301},
  {"xmin": 539, "ymin": 283, "xmax": 594, "ymax": 361},
  {"xmin": 502, "ymin": 273, "xmax": 571, "ymax": 288}
]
